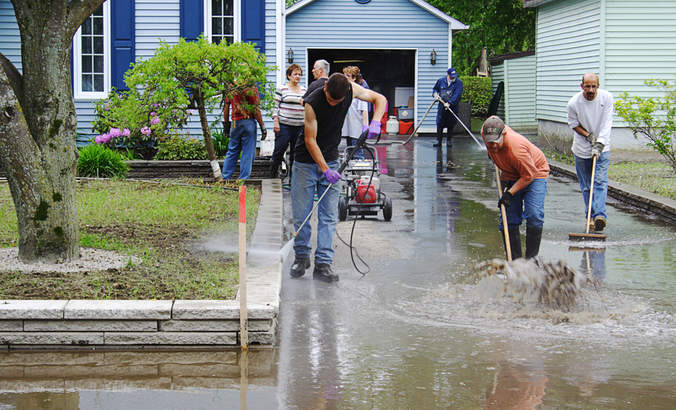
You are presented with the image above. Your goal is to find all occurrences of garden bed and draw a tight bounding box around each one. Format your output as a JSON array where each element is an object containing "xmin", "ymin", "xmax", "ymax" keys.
[{"xmin": 0, "ymin": 179, "xmax": 261, "ymax": 300}]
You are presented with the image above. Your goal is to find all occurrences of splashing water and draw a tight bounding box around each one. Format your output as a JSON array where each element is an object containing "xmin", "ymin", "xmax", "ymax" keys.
[{"xmin": 474, "ymin": 258, "xmax": 590, "ymax": 311}]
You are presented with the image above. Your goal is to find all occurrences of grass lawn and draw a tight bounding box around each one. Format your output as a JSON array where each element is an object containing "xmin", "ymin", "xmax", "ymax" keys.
[
  {"xmin": 542, "ymin": 149, "xmax": 675, "ymax": 200},
  {"xmin": 0, "ymin": 179, "xmax": 260, "ymax": 299}
]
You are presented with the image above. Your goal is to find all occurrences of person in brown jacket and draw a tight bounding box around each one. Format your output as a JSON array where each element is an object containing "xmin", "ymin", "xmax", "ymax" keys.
[{"xmin": 481, "ymin": 116, "xmax": 550, "ymax": 259}]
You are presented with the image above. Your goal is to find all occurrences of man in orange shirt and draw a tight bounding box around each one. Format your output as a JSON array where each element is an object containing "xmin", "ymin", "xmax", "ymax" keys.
[{"xmin": 481, "ymin": 116, "xmax": 550, "ymax": 259}]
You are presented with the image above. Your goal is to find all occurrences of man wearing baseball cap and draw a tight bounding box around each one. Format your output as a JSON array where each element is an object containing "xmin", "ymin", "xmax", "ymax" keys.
[
  {"xmin": 432, "ymin": 67, "xmax": 463, "ymax": 147},
  {"xmin": 481, "ymin": 115, "xmax": 550, "ymax": 260}
]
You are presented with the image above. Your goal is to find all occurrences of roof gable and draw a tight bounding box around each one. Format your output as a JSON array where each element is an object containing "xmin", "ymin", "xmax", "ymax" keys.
[{"xmin": 287, "ymin": 0, "xmax": 468, "ymax": 30}]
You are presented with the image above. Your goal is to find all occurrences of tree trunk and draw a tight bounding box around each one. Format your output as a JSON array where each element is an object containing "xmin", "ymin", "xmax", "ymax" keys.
[
  {"xmin": 0, "ymin": 0, "xmax": 104, "ymax": 262},
  {"xmin": 195, "ymin": 92, "xmax": 222, "ymax": 181}
]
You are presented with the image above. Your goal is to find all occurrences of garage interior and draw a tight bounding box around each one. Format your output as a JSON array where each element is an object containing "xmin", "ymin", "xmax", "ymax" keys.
[{"xmin": 307, "ymin": 49, "xmax": 416, "ymax": 117}]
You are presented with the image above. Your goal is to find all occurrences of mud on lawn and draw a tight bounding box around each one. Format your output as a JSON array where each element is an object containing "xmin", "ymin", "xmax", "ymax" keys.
[{"xmin": 0, "ymin": 179, "xmax": 260, "ymax": 300}]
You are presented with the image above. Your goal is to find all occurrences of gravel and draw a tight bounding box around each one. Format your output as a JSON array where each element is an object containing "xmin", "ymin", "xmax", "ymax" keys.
[{"xmin": 0, "ymin": 248, "xmax": 139, "ymax": 273}]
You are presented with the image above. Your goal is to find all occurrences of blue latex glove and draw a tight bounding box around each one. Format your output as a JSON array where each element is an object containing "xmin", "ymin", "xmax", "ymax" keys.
[
  {"xmin": 367, "ymin": 119, "xmax": 381, "ymax": 139},
  {"xmin": 323, "ymin": 169, "xmax": 341, "ymax": 184},
  {"xmin": 361, "ymin": 124, "xmax": 369, "ymax": 134}
]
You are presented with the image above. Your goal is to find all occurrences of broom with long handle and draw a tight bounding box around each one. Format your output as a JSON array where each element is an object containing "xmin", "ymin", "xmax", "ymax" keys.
[{"xmin": 495, "ymin": 165, "xmax": 512, "ymax": 262}]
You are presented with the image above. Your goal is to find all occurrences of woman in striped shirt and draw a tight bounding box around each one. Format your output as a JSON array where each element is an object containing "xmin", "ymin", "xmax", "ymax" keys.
[{"xmin": 270, "ymin": 64, "xmax": 306, "ymax": 177}]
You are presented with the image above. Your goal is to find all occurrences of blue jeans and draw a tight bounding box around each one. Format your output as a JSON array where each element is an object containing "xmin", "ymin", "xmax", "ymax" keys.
[
  {"xmin": 498, "ymin": 178, "xmax": 547, "ymax": 230},
  {"xmin": 291, "ymin": 160, "xmax": 341, "ymax": 265},
  {"xmin": 222, "ymin": 118, "xmax": 256, "ymax": 180},
  {"xmin": 346, "ymin": 137, "xmax": 365, "ymax": 160},
  {"xmin": 574, "ymin": 152, "xmax": 609, "ymax": 220},
  {"xmin": 436, "ymin": 105, "xmax": 458, "ymax": 144},
  {"xmin": 272, "ymin": 123, "xmax": 302, "ymax": 167}
]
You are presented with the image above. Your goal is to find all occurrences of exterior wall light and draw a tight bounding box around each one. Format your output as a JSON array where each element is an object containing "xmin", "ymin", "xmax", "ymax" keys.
[
  {"xmin": 430, "ymin": 49, "xmax": 437, "ymax": 65},
  {"xmin": 288, "ymin": 48, "xmax": 294, "ymax": 64}
]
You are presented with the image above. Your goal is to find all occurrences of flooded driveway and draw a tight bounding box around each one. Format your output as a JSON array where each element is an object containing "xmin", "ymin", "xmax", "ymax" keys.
[
  {"xmin": 1, "ymin": 136, "xmax": 674, "ymax": 409},
  {"xmin": 277, "ymin": 136, "xmax": 675, "ymax": 408}
]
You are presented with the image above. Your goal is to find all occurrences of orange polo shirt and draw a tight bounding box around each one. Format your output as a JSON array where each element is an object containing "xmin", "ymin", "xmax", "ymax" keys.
[{"xmin": 487, "ymin": 126, "xmax": 549, "ymax": 194}]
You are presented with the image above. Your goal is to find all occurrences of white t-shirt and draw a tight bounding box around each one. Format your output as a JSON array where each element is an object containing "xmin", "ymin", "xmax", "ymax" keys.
[
  {"xmin": 342, "ymin": 98, "xmax": 368, "ymax": 138},
  {"xmin": 567, "ymin": 89, "xmax": 613, "ymax": 158}
]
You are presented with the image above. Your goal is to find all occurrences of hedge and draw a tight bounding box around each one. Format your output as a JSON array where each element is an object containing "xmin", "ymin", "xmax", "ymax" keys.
[{"xmin": 460, "ymin": 76, "xmax": 492, "ymax": 119}]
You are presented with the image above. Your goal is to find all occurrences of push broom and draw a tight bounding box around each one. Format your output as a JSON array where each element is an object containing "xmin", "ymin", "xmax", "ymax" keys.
[{"xmin": 569, "ymin": 155, "xmax": 606, "ymax": 241}]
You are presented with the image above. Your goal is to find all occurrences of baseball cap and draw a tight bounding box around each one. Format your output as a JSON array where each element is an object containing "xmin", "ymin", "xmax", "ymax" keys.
[
  {"xmin": 481, "ymin": 116, "xmax": 505, "ymax": 143},
  {"xmin": 447, "ymin": 67, "xmax": 458, "ymax": 78}
]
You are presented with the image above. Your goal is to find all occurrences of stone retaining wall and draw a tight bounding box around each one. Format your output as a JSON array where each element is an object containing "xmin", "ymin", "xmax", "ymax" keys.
[
  {"xmin": 0, "ymin": 180, "xmax": 284, "ymax": 349},
  {"xmin": 126, "ymin": 159, "xmax": 272, "ymax": 179},
  {"xmin": 0, "ymin": 300, "xmax": 274, "ymax": 348},
  {"xmin": 548, "ymin": 160, "xmax": 676, "ymax": 225}
]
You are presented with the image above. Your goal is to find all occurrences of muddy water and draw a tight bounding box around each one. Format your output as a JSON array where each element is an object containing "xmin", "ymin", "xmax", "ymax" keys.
[{"xmin": 1, "ymin": 137, "xmax": 674, "ymax": 409}]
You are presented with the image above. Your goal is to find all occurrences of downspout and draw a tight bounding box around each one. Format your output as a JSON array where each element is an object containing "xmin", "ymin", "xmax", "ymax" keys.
[
  {"xmin": 276, "ymin": 0, "xmax": 284, "ymax": 87},
  {"xmin": 599, "ymin": 0, "xmax": 606, "ymax": 87}
]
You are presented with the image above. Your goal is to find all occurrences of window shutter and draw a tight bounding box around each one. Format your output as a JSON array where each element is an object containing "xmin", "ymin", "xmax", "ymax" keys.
[
  {"xmin": 241, "ymin": 0, "xmax": 265, "ymax": 53},
  {"xmin": 180, "ymin": 0, "xmax": 204, "ymax": 42},
  {"xmin": 111, "ymin": 0, "xmax": 135, "ymax": 91}
]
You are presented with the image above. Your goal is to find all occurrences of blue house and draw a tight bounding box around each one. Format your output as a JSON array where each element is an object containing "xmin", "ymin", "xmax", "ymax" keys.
[
  {"xmin": 0, "ymin": 0, "xmax": 281, "ymax": 141},
  {"xmin": 284, "ymin": 0, "xmax": 467, "ymax": 133}
]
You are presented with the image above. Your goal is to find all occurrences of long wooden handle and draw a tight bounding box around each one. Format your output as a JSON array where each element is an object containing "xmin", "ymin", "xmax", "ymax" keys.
[
  {"xmin": 495, "ymin": 165, "xmax": 512, "ymax": 261},
  {"xmin": 585, "ymin": 155, "xmax": 598, "ymax": 234}
]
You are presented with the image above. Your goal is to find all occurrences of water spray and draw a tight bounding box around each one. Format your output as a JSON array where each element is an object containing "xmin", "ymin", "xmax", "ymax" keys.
[{"xmin": 434, "ymin": 95, "xmax": 486, "ymax": 150}]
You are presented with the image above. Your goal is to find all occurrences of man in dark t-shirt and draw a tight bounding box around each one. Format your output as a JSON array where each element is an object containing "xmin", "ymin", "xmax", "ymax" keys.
[
  {"xmin": 303, "ymin": 59, "xmax": 330, "ymax": 100},
  {"xmin": 290, "ymin": 73, "xmax": 387, "ymax": 282}
]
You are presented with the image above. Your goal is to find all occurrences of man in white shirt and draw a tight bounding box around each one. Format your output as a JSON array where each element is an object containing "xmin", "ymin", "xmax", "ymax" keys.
[{"xmin": 567, "ymin": 73, "xmax": 613, "ymax": 232}]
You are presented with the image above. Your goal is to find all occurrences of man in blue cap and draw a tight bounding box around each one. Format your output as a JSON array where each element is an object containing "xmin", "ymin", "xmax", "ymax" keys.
[{"xmin": 432, "ymin": 67, "xmax": 463, "ymax": 147}]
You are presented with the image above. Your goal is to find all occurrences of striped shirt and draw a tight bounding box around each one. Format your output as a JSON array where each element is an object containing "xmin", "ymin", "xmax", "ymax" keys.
[{"xmin": 273, "ymin": 84, "xmax": 306, "ymax": 127}]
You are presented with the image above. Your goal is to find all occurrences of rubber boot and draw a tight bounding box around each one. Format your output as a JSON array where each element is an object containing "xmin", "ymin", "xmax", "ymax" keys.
[
  {"xmin": 525, "ymin": 226, "xmax": 543, "ymax": 259},
  {"xmin": 500, "ymin": 225, "xmax": 522, "ymax": 260},
  {"xmin": 269, "ymin": 159, "xmax": 281, "ymax": 178}
]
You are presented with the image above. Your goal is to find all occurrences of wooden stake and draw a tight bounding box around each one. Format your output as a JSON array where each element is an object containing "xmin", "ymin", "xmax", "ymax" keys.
[{"xmin": 238, "ymin": 185, "xmax": 248, "ymax": 350}]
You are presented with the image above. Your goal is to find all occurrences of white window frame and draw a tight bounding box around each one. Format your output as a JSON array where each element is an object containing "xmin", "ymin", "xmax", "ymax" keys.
[
  {"xmin": 205, "ymin": 0, "xmax": 241, "ymax": 44},
  {"xmin": 72, "ymin": 1, "xmax": 111, "ymax": 100}
]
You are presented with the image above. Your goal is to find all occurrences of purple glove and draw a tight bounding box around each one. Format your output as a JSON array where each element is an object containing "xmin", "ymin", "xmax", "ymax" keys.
[
  {"xmin": 367, "ymin": 119, "xmax": 381, "ymax": 139},
  {"xmin": 323, "ymin": 169, "xmax": 341, "ymax": 184},
  {"xmin": 361, "ymin": 124, "xmax": 369, "ymax": 134}
]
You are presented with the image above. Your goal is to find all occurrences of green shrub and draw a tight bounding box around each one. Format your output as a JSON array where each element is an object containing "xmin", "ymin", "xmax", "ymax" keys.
[
  {"xmin": 155, "ymin": 135, "xmax": 208, "ymax": 160},
  {"xmin": 211, "ymin": 129, "xmax": 230, "ymax": 158},
  {"xmin": 460, "ymin": 76, "xmax": 492, "ymax": 118},
  {"xmin": 77, "ymin": 144, "xmax": 130, "ymax": 178},
  {"xmin": 615, "ymin": 76, "xmax": 676, "ymax": 172}
]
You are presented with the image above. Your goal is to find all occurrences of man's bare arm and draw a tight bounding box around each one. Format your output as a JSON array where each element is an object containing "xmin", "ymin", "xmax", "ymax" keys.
[{"xmin": 352, "ymin": 82, "xmax": 387, "ymax": 123}]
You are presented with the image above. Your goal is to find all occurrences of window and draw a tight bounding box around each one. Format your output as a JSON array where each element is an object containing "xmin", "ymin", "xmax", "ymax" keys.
[
  {"xmin": 73, "ymin": 2, "xmax": 111, "ymax": 99},
  {"xmin": 206, "ymin": 0, "xmax": 240, "ymax": 44}
]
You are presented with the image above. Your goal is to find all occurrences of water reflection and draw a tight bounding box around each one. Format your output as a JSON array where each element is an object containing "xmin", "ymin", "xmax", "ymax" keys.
[
  {"xmin": 0, "ymin": 349, "xmax": 276, "ymax": 409},
  {"xmin": 485, "ymin": 360, "xmax": 547, "ymax": 409}
]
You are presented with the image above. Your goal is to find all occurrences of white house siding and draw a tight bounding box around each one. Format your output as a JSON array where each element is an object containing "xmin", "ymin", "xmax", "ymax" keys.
[
  {"xmin": 286, "ymin": 0, "xmax": 452, "ymax": 132},
  {"xmin": 535, "ymin": 0, "xmax": 601, "ymax": 122},
  {"xmin": 605, "ymin": 0, "xmax": 676, "ymax": 99},
  {"xmin": 505, "ymin": 55, "xmax": 536, "ymax": 129},
  {"xmin": 491, "ymin": 63, "xmax": 506, "ymax": 119},
  {"xmin": 0, "ymin": 0, "xmax": 20, "ymax": 72}
]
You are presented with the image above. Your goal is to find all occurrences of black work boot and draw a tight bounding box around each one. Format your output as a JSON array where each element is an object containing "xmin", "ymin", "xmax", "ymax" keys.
[
  {"xmin": 313, "ymin": 263, "xmax": 339, "ymax": 283},
  {"xmin": 501, "ymin": 225, "xmax": 522, "ymax": 260},
  {"xmin": 290, "ymin": 257, "xmax": 310, "ymax": 278},
  {"xmin": 269, "ymin": 160, "xmax": 280, "ymax": 178},
  {"xmin": 525, "ymin": 226, "xmax": 543, "ymax": 259}
]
